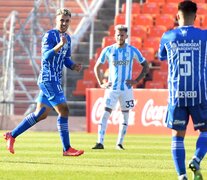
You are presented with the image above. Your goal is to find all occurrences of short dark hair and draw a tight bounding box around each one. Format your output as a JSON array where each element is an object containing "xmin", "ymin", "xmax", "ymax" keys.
[
  {"xmin": 178, "ymin": 1, "xmax": 197, "ymax": 15},
  {"xmin": 56, "ymin": 8, "xmax": 71, "ymax": 17},
  {"xmin": 115, "ymin": 24, "xmax": 128, "ymax": 33}
]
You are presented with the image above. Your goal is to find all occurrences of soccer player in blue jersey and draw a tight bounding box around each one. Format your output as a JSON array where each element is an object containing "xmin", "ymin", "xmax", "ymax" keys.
[
  {"xmin": 158, "ymin": 1, "xmax": 207, "ymax": 180},
  {"xmin": 92, "ymin": 24, "xmax": 149, "ymax": 150},
  {"xmin": 3, "ymin": 8, "xmax": 84, "ymax": 156}
]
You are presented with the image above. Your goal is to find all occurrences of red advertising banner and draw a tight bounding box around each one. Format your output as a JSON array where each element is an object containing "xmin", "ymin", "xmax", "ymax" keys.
[{"xmin": 86, "ymin": 88, "xmax": 198, "ymax": 136}]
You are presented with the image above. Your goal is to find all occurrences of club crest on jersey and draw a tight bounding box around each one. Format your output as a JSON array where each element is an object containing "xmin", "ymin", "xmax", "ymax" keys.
[{"xmin": 180, "ymin": 29, "xmax": 187, "ymax": 37}]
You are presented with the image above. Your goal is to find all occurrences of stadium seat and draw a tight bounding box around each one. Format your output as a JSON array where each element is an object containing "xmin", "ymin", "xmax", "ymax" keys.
[
  {"xmin": 140, "ymin": 48, "xmax": 156, "ymax": 62},
  {"xmin": 131, "ymin": 25, "xmax": 148, "ymax": 39},
  {"xmin": 165, "ymin": 0, "xmax": 182, "ymax": 2},
  {"xmin": 161, "ymin": 3, "xmax": 177, "ymax": 15},
  {"xmin": 88, "ymin": 59, "xmax": 96, "ymax": 70},
  {"xmin": 148, "ymin": 25, "xmax": 167, "ymax": 38},
  {"xmin": 94, "ymin": 47, "xmax": 103, "ymax": 59},
  {"xmin": 114, "ymin": 13, "xmax": 125, "ymax": 25},
  {"xmin": 130, "ymin": 37, "xmax": 142, "ymax": 49},
  {"xmin": 83, "ymin": 69, "xmax": 97, "ymax": 81},
  {"xmin": 194, "ymin": 15, "xmax": 205, "ymax": 28},
  {"xmin": 141, "ymin": 2, "xmax": 161, "ymax": 15},
  {"xmin": 197, "ymin": 3, "xmax": 207, "ymax": 15},
  {"xmin": 145, "ymin": 81, "xmax": 165, "ymax": 89},
  {"xmin": 102, "ymin": 36, "xmax": 115, "ymax": 48},
  {"xmin": 73, "ymin": 80, "xmax": 96, "ymax": 96},
  {"xmin": 202, "ymin": 15, "xmax": 207, "ymax": 28},
  {"xmin": 146, "ymin": 0, "xmax": 165, "ymax": 3},
  {"xmin": 155, "ymin": 14, "xmax": 175, "ymax": 29},
  {"xmin": 108, "ymin": 25, "xmax": 115, "ymax": 36},
  {"xmin": 152, "ymin": 70, "xmax": 168, "ymax": 82},
  {"xmin": 121, "ymin": 2, "xmax": 141, "ymax": 14},
  {"xmin": 133, "ymin": 14, "xmax": 154, "ymax": 26},
  {"xmin": 160, "ymin": 61, "xmax": 168, "ymax": 71},
  {"xmin": 143, "ymin": 37, "xmax": 160, "ymax": 50}
]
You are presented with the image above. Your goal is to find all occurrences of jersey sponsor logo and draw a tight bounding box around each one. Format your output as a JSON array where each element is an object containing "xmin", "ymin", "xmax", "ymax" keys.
[
  {"xmin": 91, "ymin": 97, "xmax": 136, "ymax": 125},
  {"xmin": 194, "ymin": 123, "xmax": 205, "ymax": 128},
  {"xmin": 173, "ymin": 120, "xmax": 185, "ymax": 125},
  {"xmin": 175, "ymin": 42, "xmax": 200, "ymax": 51},
  {"xmin": 141, "ymin": 99, "xmax": 167, "ymax": 127},
  {"xmin": 112, "ymin": 60, "xmax": 129, "ymax": 66},
  {"xmin": 176, "ymin": 91, "xmax": 197, "ymax": 98}
]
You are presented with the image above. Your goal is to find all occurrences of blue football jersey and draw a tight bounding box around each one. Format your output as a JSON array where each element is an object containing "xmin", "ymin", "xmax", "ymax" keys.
[
  {"xmin": 98, "ymin": 43, "xmax": 146, "ymax": 90},
  {"xmin": 38, "ymin": 29, "xmax": 74, "ymax": 83},
  {"xmin": 158, "ymin": 26, "xmax": 207, "ymax": 107}
]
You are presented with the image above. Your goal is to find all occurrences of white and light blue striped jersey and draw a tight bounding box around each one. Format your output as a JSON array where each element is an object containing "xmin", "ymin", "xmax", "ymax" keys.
[
  {"xmin": 38, "ymin": 29, "xmax": 74, "ymax": 84},
  {"xmin": 98, "ymin": 43, "xmax": 146, "ymax": 90},
  {"xmin": 158, "ymin": 26, "xmax": 207, "ymax": 107}
]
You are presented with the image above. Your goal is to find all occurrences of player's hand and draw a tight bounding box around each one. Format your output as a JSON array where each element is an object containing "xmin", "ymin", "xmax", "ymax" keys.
[
  {"xmin": 72, "ymin": 64, "xmax": 82, "ymax": 72},
  {"xmin": 126, "ymin": 79, "xmax": 138, "ymax": 86},
  {"xmin": 59, "ymin": 34, "xmax": 67, "ymax": 47},
  {"xmin": 100, "ymin": 82, "xmax": 112, "ymax": 89}
]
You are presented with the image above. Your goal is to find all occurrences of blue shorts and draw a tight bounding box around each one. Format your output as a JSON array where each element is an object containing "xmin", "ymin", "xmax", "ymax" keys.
[
  {"xmin": 166, "ymin": 102, "xmax": 207, "ymax": 131},
  {"xmin": 36, "ymin": 82, "xmax": 66, "ymax": 107}
]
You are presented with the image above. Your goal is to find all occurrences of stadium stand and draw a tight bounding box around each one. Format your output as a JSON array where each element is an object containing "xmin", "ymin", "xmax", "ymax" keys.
[{"xmin": 2, "ymin": 0, "xmax": 207, "ymax": 116}]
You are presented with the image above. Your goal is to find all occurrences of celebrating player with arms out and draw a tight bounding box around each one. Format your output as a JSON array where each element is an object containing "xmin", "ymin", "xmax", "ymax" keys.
[
  {"xmin": 92, "ymin": 24, "xmax": 149, "ymax": 150},
  {"xmin": 4, "ymin": 8, "xmax": 84, "ymax": 156},
  {"xmin": 158, "ymin": 1, "xmax": 207, "ymax": 180}
]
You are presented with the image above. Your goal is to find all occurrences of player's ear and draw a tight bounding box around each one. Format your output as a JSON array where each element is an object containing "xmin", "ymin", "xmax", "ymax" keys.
[{"xmin": 176, "ymin": 13, "xmax": 180, "ymax": 20}]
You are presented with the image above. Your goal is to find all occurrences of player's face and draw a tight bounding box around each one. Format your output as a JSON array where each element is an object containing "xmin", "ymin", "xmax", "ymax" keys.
[
  {"xmin": 115, "ymin": 30, "xmax": 128, "ymax": 47},
  {"xmin": 56, "ymin": 14, "xmax": 71, "ymax": 33}
]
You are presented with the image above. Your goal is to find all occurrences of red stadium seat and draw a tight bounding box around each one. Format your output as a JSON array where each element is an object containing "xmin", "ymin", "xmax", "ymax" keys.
[
  {"xmin": 108, "ymin": 25, "xmax": 115, "ymax": 36},
  {"xmin": 122, "ymin": 2, "xmax": 141, "ymax": 14},
  {"xmin": 145, "ymin": 81, "xmax": 165, "ymax": 89},
  {"xmin": 140, "ymin": 48, "xmax": 156, "ymax": 62},
  {"xmin": 148, "ymin": 25, "xmax": 167, "ymax": 38},
  {"xmin": 102, "ymin": 36, "xmax": 115, "ymax": 48},
  {"xmin": 131, "ymin": 25, "xmax": 148, "ymax": 39},
  {"xmin": 130, "ymin": 37, "xmax": 142, "ymax": 49},
  {"xmin": 165, "ymin": 0, "xmax": 182, "ymax": 2},
  {"xmin": 146, "ymin": 0, "xmax": 165, "ymax": 3},
  {"xmin": 83, "ymin": 69, "xmax": 97, "ymax": 81},
  {"xmin": 194, "ymin": 15, "xmax": 205, "ymax": 28},
  {"xmin": 160, "ymin": 61, "xmax": 168, "ymax": 71},
  {"xmin": 155, "ymin": 14, "xmax": 175, "ymax": 29},
  {"xmin": 197, "ymin": 3, "xmax": 207, "ymax": 15},
  {"xmin": 141, "ymin": 2, "xmax": 161, "ymax": 15},
  {"xmin": 143, "ymin": 37, "xmax": 160, "ymax": 50},
  {"xmin": 133, "ymin": 14, "xmax": 154, "ymax": 26},
  {"xmin": 114, "ymin": 13, "xmax": 125, "ymax": 25},
  {"xmin": 202, "ymin": 15, "xmax": 207, "ymax": 29},
  {"xmin": 73, "ymin": 80, "xmax": 96, "ymax": 96},
  {"xmin": 161, "ymin": 3, "xmax": 177, "ymax": 15},
  {"xmin": 152, "ymin": 70, "xmax": 168, "ymax": 82},
  {"xmin": 88, "ymin": 59, "xmax": 96, "ymax": 70}
]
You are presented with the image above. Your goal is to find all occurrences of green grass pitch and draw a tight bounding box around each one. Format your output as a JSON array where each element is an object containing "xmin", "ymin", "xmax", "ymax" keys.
[{"xmin": 0, "ymin": 131, "xmax": 206, "ymax": 180}]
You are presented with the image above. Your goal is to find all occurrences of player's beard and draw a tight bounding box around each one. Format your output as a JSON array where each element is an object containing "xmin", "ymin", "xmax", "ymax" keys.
[{"xmin": 117, "ymin": 40, "xmax": 125, "ymax": 47}]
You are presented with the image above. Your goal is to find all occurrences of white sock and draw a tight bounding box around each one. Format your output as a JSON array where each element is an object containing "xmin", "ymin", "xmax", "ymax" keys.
[
  {"xmin": 97, "ymin": 111, "xmax": 110, "ymax": 144},
  {"xmin": 117, "ymin": 112, "xmax": 129, "ymax": 145}
]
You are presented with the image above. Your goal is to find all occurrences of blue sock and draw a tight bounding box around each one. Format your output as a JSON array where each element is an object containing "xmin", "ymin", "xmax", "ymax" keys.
[
  {"xmin": 57, "ymin": 116, "xmax": 70, "ymax": 151},
  {"xmin": 171, "ymin": 136, "xmax": 186, "ymax": 175},
  {"xmin": 194, "ymin": 132, "xmax": 207, "ymax": 162},
  {"xmin": 11, "ymin": 113, "xmax": 38, "ymax": 138}
]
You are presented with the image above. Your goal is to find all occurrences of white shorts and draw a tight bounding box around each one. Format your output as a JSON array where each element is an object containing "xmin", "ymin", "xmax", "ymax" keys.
[{"xmin": 103, "ymin": 88, "xmax": 134, "ymax": 111}]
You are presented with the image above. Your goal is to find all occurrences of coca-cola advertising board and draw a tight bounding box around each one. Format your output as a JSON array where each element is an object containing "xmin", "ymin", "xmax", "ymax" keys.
[{"xmin": 86, "ymin": 88, "xmax": 197, "ymax": 136}]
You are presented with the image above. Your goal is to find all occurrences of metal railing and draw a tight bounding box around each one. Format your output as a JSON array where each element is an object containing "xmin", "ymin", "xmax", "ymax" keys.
[{"xmin": 0, "ymin": 0, "xmax": 105, "ymax": 116}]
